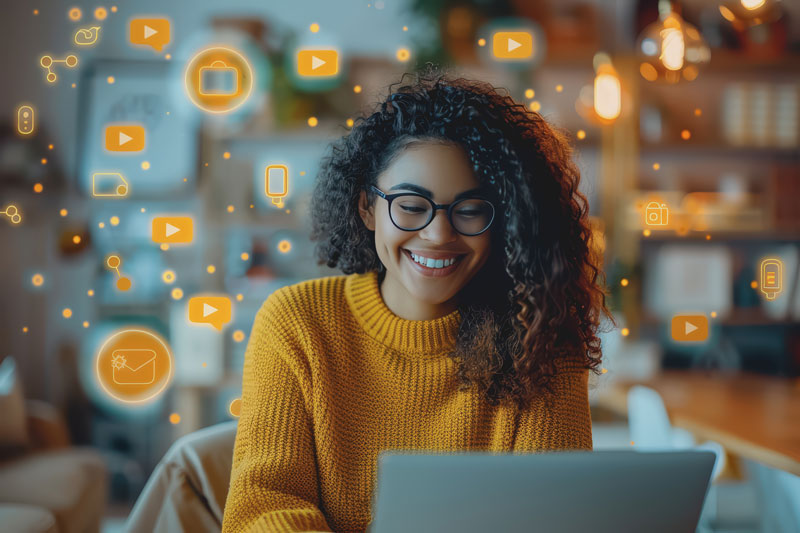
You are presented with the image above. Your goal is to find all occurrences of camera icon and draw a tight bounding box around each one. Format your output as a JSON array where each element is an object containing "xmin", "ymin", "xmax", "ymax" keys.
[{"xmin": 645, "ymin": 201, "xmax": 669, "ymax": 226}]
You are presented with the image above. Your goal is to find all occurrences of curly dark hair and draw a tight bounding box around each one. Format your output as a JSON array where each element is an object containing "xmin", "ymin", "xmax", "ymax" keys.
[{"xmin": 310, "ymin": 69, "xmax": 610, "ymax": 408}]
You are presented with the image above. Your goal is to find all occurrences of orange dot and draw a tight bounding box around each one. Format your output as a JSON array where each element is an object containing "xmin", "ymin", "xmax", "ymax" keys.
[
  {"xmin": 32, "ymin": 274, "xmax": 44, "ymax": 287},
  {"xmin": 48, "ymin": 144, "xmax": 54, "ymax": 150},
  {"xmin": 710, "ymin": 311, "xmax": 717, "ymax": 318},
  {"xmin": 59, "ymin": 209, "xmax": 68, "ymax": 217},
  {"xmin": 236, "ymin": 293, "xmax": 244, "ymax": 302},
  {"xmin": 706, "ymin": 234, "xmax": 711, "ymax": 240},
  {"xmin": 750, "ymin": 280, "xmax": 758, "ymax": 289},
  {"xmin": 353, "ymin": 85, "xmax": 362, "ymax": 93},
  {"xmin": 33, "ymin": 9, "xmax": 39, "ymax": 15},
  {"xmin": 227, "ymin": 205, "xmax": 235, "ymax": 213},
  {"xmin": 201, "ymin": 362, "xmax": 207, "ymax": 368},
  {"xmin": 396, "ymin": 48, "xmax": 410, "ymax": 62},
  {"xmin": 555, "ymin": 84, "xmax": 563, "ymax": 92},
  {"xmin": 87, "ymin": 289, "xmax": 94, "ymax": 297},
  {"xmin": 206, "ymin": 265, "xmax": 216, "ymax": 274},
  {"xmin": 309, "ymin": 23, "xmax": 320, "ymax": 33},
  {"xmin": 82, "ymin": 321, "xmax": 90, "ymax": 328},
  {"xmin": 110, "ymin": 216, "xmax": 120, "ymax": 226},
  {"xmin": 653, "ymin": 163, "xmax": 660, "ymax": 170},
  {"xmin": 72, "ymin": 235, "xmax": 81, "ymax": 244},
  {"xmin": 240, "ymin": 252, "xmax": 250, "ymax": 261},
  {"xmin": 229, "ymin": 398, "xmax": 242, "ymax": 417},
  {"xmin": 22, "ymin": 327, "xmax": 29, "ymax": 333},
  {"xmin": 529, "ymin": 101, "xmax": 541, "ymax": 112},
  {"xmin": 111, "ymin": 6, "xmax": 117, "ymax": 12},
  {"xmin": 62, "ymin": 308, "xmax": 72, "ymax": 319},
  {"xmin": 620, "ymin": 278, "xmax": 629, "ymax": 287},
  {"xmin": 116, "ymin": 277, "xmax": 132, "ymax": 291},
  {"xmin": 68, "ymin": 7, "xmax": 82, "ymax": 20},
  {"xmin": 160, "ymin": 243, "xmax": 169, "ymax": 251},
  {"xmin": 107, "ymin": 76, "xmax": 115, "ymax": 84},
  {"xmin": 171, "ymin": 288, "xmax": 184, "ymax": 300},
  {"xmin": 621, "ymin": 328, "xmax": 630, "ymax": 337},
  {"xmin": 169, "ymin": 413, "xmax": 181, "ymax": 424},
  {"xmin": 681, "ymin": 129, "xmax": 691, "ymax": 140},
  {"xmin": 232, "ymin": 330, "xmax": 245, "ymax": 342},
  {"xmin": 576, "ymin": 130, "xmax": 586, "ymax": 140},
  {"xmin": 601, "ymin": 368, "xmax": 608, "ymax": 374},
  {"xmin": 643, "ymin": 229, "xmax": 651, "ymax": 237},
  {"xmin": 278, "ymin": 240, "xmax": 291, "ymax": 253},
  {"xmin": 98, "ymin": 222, "xmax": 105, "ymax": 228},
  {"xmin": 403, "ymin": 26, "xmax": 408, "ymax": 31},
  {"xmin": 694, "ymin": 108, "xmax": 702, "ymax": 117},
  {"xmin": 308, "ymin": 117, "xmax": 318, "ymax": 127},
  {"xmin": 94, "ymin": 7, "xmax": 107, "ymax": 20},
  {"xmin": 223, "ymin": 151, "xmax": 231, "ymax": 159},
  {"xmin": 630, "ymin": 441, "xmax": 635, "ymax": 446},
  {"xmin": 41, "ymin": 158, "xmax": 47, "ymax": 165},
  {"xmin": 346, "ymin": 118, "xmax": 354, "ymax": 127},
  {"xmin": 165, "ymin": 53, "xmax": 171, "ymax": 60},
  {"xmin": 525, "ymin": 89, "xmax": 534, "ymax": 99},
  {"xmin": 477, "ymin": 38, "xmax": 486, "ymax": 47},
  {"xmin": 141, "ymin": 161, "xmax": 150, "ymax": 170}
]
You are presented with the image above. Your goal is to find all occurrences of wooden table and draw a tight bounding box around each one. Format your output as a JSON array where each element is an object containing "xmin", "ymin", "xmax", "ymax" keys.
[{"xmin": 595, "ymin": 370, "xmax": 800, "ymax": 476}]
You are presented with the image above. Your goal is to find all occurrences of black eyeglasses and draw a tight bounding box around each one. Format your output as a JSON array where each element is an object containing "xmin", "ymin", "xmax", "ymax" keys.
[{"xmin": 369, "ymin": 185, "xmax": 495, "ymax": 236}]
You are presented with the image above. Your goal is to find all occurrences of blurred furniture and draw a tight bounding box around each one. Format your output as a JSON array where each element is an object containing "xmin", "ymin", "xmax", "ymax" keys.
[
  {"xmin": 126, "ymin": 421, "xmax": 237, "ymax": 533},
  {"xmin": 0, "ymin": 399, "xmax": 108, "ymax": 533},
  {"xmin": 747, "ymin": 460, "xmax": 800, "ymax": 533},
  {"xmin": 627, "ymin": 385, "xmax": 726, "ymax": 532},
  {"xmin": 598, "ymin": 370, "xmax": 800, "ymax": 476}
]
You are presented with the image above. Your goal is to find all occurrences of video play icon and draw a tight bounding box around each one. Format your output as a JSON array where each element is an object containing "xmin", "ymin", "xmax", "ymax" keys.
[
  {"xmin": 492, "ymin": 31, "xmax": 533, "ymax": 60},
  {"xmin": 105, "ymin": 125, "xmax": 145, "ymax": 152},
  {"xmin": 670, "ymin": 315, "xmax": 709, "ymax": 342},
  {"xmin": 151, "ymin": 216, "xmax": 194, "ymax": 244},
  {"xmin": 297, "ymin": 50, "xmax": 339, "ymax": 77}
]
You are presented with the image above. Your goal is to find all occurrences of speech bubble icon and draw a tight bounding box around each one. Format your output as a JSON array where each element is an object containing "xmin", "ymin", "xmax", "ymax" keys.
[
  {"xmin": 188, "ymin": 296, "xmax": 232, "ymax": 331},
  {"xmin": 129, "ymin": 18, "xmax": 171, "ymax": 52}
]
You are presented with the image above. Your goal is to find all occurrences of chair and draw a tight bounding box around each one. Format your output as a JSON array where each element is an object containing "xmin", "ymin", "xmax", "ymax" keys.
[
  {"xmin": 627, "ymin": 385, "xmax": 726, "ymax": 532},
  {"xmin": 125, "ymin": 421, "xmax": 237, "ymax": 533}
]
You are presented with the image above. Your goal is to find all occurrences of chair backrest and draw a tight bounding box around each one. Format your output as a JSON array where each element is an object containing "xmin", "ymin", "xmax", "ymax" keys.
[{"xmin": 627, "ymin": 385, "xmax": 674, "ymax": 449}]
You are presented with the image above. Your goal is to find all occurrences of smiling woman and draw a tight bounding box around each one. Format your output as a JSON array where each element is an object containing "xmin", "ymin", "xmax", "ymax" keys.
[{"xmin": 222, "ymin": 69, "xmax": 611, "ymax": 533}]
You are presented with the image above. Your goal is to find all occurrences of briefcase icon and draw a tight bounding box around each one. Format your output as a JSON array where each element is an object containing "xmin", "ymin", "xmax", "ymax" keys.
[
  {"xmin": 198, "ymin": 60, "xmax": 239, "ymax": 96},
  {"xmin": 111, "ymin": 349, "xmax": 156, "ymax": 385}
]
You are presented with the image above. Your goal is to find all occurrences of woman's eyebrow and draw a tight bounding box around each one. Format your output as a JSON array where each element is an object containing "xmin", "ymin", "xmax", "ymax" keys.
[{"xmin": 389, "ymin": 182, "xmax": 485, "ymax": 200}]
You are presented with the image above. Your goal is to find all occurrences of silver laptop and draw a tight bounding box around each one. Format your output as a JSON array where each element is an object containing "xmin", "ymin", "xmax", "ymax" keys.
[{"xmin": 369, "ymin": 450, "xmax": 715, "ymax": 533}]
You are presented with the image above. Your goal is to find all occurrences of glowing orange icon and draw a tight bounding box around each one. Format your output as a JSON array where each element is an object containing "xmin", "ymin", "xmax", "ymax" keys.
[
  {"xmin": 297, "ymin": 50, "xmax": 339, "ymax": 77},
  {"xmin": 265, "ymin": 165, "xmax": 288, "ymax": 206},
  {"xmin": 645, "ymin": 201, "xmax": 669, "ymax": 226},
  {"xmin": 17, "ymin": 104, "xmax": 35, "ymax": 135},
  {"xmin": 74, "ymin": 26, "xmax": 101, "ymax": 46},
  {"xmin": 96, "ymin": 328, "xmax": 173, "ymax": 403},
  {"xmin": 151, "ymin": 216, "xmax": 193, "ymax": 244},
  {"xmin": 492, "ymin": 31, "xmax": 533, "ymax": 60},
  {"xmin": 184, "ymin": 46, "xmax": 254, "ymax": 114},
  {"xmin": 106, "ymin": 255, "xmax": 132, "ymax": 291},
  {"xmin": 188, "ymin": 296, "xmax": 232, "ymax": 331},
  {"xmin": 2, "ymin": 205, "xmax": 21, "ymax": 225},
  {"xmin": 40, "ymin": 54, "xmax": 78, "ymax": 83},
  {"xmin": 671, "ymin": 315, "xmax": 709, "ymax": 342},
  {"xmin": 129, "ymin": 18, "xmax": 171, "ymax": 52},
  {"xmin": 92, "ymin": 172, "xmax": 129, "ymax": 197},
  {"xmin": 105, "ymin": 124, "xmax": 146, "ymax": 152},
  {"xmin": 760, "ymin": 258, "xmax": 783, "ymax": 300}
]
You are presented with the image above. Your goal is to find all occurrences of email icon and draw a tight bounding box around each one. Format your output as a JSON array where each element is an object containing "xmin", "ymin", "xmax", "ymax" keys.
[
  {"xmin": 111, "ymin": 349, "xmax": 156, "ymax": 385},
  {"xmin": 92, "ymin": 172, "xmax": 129, "ymax": 197}
]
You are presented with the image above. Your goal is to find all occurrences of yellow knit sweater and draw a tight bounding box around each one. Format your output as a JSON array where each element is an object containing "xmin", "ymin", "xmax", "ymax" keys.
[{"xmin": 222, "ymin": 271, "xmax": 592, "ymax": 533}]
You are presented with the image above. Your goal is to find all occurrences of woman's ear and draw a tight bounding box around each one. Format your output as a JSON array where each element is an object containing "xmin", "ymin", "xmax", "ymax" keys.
[{"xmin": 358, "ymin": 190, "xmax": 375, "ymax": 231}]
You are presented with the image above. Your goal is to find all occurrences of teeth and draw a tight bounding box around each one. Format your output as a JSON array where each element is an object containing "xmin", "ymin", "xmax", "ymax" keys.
[{"xmin": 409, "ymin": 252, "xmax": 459, "ymax": 269}]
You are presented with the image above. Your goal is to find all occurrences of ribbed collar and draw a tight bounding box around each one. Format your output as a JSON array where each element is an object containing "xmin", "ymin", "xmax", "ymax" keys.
[{"xmin": 344, "ymin": 271, "xmax": 461, "ymax": 356}]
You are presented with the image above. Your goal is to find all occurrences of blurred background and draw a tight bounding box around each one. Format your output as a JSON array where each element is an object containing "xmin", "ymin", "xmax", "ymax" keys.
[{"xmin": 0, "ymin": 0, "xmax": 798, "ymax": 532}]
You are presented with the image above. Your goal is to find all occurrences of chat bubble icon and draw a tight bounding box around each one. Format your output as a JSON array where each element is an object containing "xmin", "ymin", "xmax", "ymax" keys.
[
  {"xmin": 130, "ymin": 18, "xmax": 171, "ymax": 52},
  {"xmin": 188, "ymin": 296, "xmax": 232, "ymax": 331}
]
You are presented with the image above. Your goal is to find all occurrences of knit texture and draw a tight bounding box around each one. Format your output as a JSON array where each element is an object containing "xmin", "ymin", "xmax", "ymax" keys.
[{"xmin": 222, "ymin": 271, "xmax": 592, "ymax": 533}]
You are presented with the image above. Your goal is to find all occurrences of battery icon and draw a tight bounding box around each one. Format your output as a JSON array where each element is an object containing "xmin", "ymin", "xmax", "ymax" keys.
[
  {"xmin": 760, "ymin": 258, "xmax": 783, "ymax": 300},
  {"xmin": 265, "ymin": 165, "xmax": 288, "ymax": 206}
]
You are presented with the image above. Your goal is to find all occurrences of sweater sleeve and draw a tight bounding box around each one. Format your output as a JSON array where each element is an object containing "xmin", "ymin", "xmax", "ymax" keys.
[
  {"xmin": 222, "ymin": 295, "xmax": 333, "ymax": 533},
  {"xmin": 513, "ymin": 368, "xmax": 593, "ymax": 452}
]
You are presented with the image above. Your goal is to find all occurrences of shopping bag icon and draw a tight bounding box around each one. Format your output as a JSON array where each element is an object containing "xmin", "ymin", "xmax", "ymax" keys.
[
  {"xmin": 111, "ymin": 349, "xmax": 156, "ymax": 385},
  {"xmin": 198, "ymin": 60, "xmax": 240, "ymax": 96}
]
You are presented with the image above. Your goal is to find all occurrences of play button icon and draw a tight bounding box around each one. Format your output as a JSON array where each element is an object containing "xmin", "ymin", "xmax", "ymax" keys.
[
  {"xmin": 203, "ymin": 303, "xmax": 217, "ymax": 317},
  {"xmin": 297, "ymin": 50, "xmax": 339, "ymax": 77},
  {"xmin": 151, "ymin": 216, "xmax": 194, "ymax": 244},
  {"xmin": 143, "ymin": 25, "xmax": 158, "ymax": 39},
  {"xmin": 311, "ymin": 56, "xmax": 326, "ymax": 70},
  {"xmin": 671, "ymin": 315, "xmax": 709, "ymax": 342},
  {"xmin": 492, "ymin": 31, "xmax": 533, "ymax": 60}
]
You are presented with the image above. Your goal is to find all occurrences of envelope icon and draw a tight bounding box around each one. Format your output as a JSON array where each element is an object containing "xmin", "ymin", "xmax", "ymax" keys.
[{"xmin": 111, "ymin": 349, "xmax": 156, "ymax": 385}]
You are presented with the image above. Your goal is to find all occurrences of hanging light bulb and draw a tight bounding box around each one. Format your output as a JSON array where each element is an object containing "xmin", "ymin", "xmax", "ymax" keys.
[
  {"xmin": 719, "ymin": 0, "xmax": 783, "ymax": 28},
  {"xmin": 636, "ymin": 0, "xmax": 710, "ymax": 83},
  {"xmin": 591, "ymin": 52, "xmax": 621, "ymax": 123}
]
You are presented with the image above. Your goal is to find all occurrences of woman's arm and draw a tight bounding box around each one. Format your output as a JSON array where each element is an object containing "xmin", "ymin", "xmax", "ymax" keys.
[
  {"xmin": 513, "ymin": 368, "xmax": 593, "ymax": 452},
  {"xmin": 222, "ymin": 296, "xmax": 332, "ymax": 533}
]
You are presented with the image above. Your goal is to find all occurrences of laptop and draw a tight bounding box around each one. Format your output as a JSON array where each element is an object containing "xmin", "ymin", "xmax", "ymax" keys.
[{"xmin": 369, "ymin": 450, "xmax": 715, "ymax": 533}]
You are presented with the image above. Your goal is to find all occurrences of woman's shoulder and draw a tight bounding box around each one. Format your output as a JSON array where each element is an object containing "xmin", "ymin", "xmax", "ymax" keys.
[{"xmin": 257, "ymin": 273, "xmax": 353, "ymax": 331}]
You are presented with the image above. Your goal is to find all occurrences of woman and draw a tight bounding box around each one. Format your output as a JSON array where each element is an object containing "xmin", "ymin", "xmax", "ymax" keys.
[{"xmin": 222, "ymin": 71, "xmax": 609, "ymax": 533}]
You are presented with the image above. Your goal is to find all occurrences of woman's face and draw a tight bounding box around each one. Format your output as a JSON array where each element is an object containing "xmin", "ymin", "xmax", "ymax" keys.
[{"xmin": 359, "ymin": 141, "xmax": 492, "ymax": 310}]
